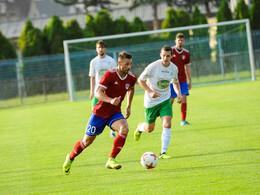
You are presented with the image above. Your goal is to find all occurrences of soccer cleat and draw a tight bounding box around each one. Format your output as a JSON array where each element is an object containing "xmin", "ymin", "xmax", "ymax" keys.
[
  {"xmin": 63, "ymin": 154, "xmax": 73, "ymax": 175},
  {"xmin": 106, "ymin": 158, "xmax": 121, "ymax": 170},
  {"xmin": 134, "ymin": 123, "xmax": 142, "ymax": 141},
  {"xmin": 159, "ymin": 152, "xmax": 172, "ymax": 159},
  {"xmin": 180, "ymin": 120, "xmax": 190, "ymax": 126},
  {"xmin": 110, "ymin": 130, "xmax": 116, "ymax": 138}
]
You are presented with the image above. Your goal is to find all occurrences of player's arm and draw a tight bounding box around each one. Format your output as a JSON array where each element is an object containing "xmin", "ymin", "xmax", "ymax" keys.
[
  {"xmin": 90, "ymin": 76, "xmax": 95, "ymax": 99},
  {"xmin": 138, "ymin": 78, "xmax": 159, "ymax": 98},
  {"xmin": 125, "ymin": 86, "xmax": 135, "ymax": 119},
  {"xmin": 172, "ymin": 82, "xmax": 182, "ymax": 103},
  {"xmin": 185, "ymin": 64, "xmax": 192, "ymax": 90},
  {"xmin": 95, "ymin": 85, "xmax": 121, "ymax": 106}
]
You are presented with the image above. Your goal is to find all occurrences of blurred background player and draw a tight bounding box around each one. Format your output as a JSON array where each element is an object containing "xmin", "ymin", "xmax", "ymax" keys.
[
  {"xmin": 134, "ymin": 45, "xmax": 182, "ymax": 159},
  {"xmin": 89, "ymin": 40, "xmax": 117, "ymax": 137},
  {"xmin": 63, "ymin": 51, "xmax": 137, "ymax": 174},
  {"xmin": 170, "ymin": 33, "xmax": 192, "ymax": 126}
]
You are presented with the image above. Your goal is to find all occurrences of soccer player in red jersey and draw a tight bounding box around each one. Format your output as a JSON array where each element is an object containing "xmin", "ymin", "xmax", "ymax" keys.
[
  {"xmin": 63, "ymin": 51, "xmax": 137, "ymax": 174},
  {"xmin": 170, "ymin": 33, "xmax": 192, "ymax": 126}
]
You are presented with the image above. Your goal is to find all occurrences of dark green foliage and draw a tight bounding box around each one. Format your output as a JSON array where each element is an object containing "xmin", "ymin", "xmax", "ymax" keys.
[
  {"xmin": 18, "ymin": 20, "xmax": 34, "ymax": 53},
  {"xmin": 216, "ymin": 0, "xmax": 233, "ymax": 35},
  {"xmin": 162, "ymin": 8, "xmax": 179, "ymax": 29},
  {"xmin": 94, "ymin": 9, "xmax": 115, "ymax": 36},
  {"xmin": 192, "ymin": 5, "xmax": 209, "ymax": 37},
  {"xmin": 130, "ymin": 17, "xmax": 147, "ymax": 32},
  {"xmin": 42, "ymin": 15, "xmax": 67, "ymax": 54},
  {"xmin": 66, "ymin": 19, "xmax": 84, "ymax": 40},
  {"xmin": 161, "ymin": 8, "xmax": 180, "ymax": 38},
  {"xmin": 0, "ymin": 31, "xmax": 17, "ymax": 60},
  {"xmin": 0, "ymin": 31, "xmax": 17, "ymax": 84},
  {"xmin": 216, "ymin": 0, "xmax": 232, "ymax": 22},
  {"xmin": 251, "ymin": 0, "xmax": 260, "ymax": 30},
  {"xmin": 85, "ymin": 14, "xmax": 96, "ymax": 37},
  {"xmin": 177, "ymin": 8, "xmax": 191, "ymax": 27},
  {"xmin": 114, "ymin": 16, "xmax": 131, "ymax": 34},
  {"xmin": 233, "ymin": 0, "xmax": 250, "ymax": 20},
  {"xmin": 22, "ymin": 28, "xmax": 46, "ymax": 57}
]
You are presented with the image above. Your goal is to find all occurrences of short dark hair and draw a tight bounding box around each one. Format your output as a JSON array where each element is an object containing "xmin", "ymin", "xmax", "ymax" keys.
[
  {"xmin": 176, "ymin": 33, "xmax": 185, "ymax": 39},
  {"xmin": 118, "ymin": 51, "xmax": 132, "ymax": 61},
  {"xmin": 96, "ymin": 40, "xmax": 107, "ymax": 48},
  {"xmin": 161, "ymin": 45, "xmax": 173, "ymax": 55}
]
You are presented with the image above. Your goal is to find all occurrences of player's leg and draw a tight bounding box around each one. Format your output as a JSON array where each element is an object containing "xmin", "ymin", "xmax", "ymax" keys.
[
  {"xmin": 63, "ymin": 135, "xmax": 96, "ymax": 175},
  {"xmin": 134, "ymin": 105, "xmax": 159, "ymax": 141},
  {"xmin": 106, "ymin": 113, "xmax": 128, "ymax": 169},
  {"xmin": 63, "ymin": 113, "xmax": 105, "ymax": 174},
  {"xmin": 159, "ymin": 99, "xmax": 173, "ymax": 159},
  {"xmin": 180, "ymin": 82, "xmax": 190, "ymax": 126}
]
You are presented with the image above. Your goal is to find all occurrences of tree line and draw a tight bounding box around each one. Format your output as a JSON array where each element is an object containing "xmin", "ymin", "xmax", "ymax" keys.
[{"xmin": 0, "ymin": 0, "xmax": 259, "ymax": 60}]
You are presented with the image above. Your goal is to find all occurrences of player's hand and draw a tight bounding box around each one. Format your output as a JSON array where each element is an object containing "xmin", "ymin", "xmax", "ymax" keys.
[
  {"xmin": 149, "ymin": 91, "xmax": 159, "ymax": 98},
  {"xmin": 110, "ymin": 96, "xmax": 121, "ymax": 106},
  {"xmin": 188, "ymin": 82, "xmax": 192, "ymax": 90},
  {"xmin": 125, "ymin": 106, "xmax": 131, "ymax": 119},
  {"xmin": 90, "ymin": 92, "xmax": 94, "ymax": 99},
  {"xmin": 177, "ymin": 95, "xmax": 182, "ymax": 104}
]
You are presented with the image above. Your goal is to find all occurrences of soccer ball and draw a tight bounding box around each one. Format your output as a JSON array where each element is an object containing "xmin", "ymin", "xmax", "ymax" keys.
[{"xmin": 141, "ymin": 152, "xmax": 158, "ymax": 169}]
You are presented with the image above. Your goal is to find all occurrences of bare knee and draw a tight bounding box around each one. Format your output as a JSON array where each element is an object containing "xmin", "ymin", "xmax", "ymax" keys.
[
  {"xmin": 82, "ymin": 135, "xmax": 95, "ymax": 147},
  {"xmin": 119, "ymin": 126, "xmax": 129, "ymax": 134},
  {"xmin": 145, "ymin": 124, "xmax": 154, "ymax": 133},
  {"xmin": 162, "ymin": 117, "xmax": 172, "ymax": 128},
  {"xmin": 163, "ymin": 122, "xmax": 171, "ymax": 128}
]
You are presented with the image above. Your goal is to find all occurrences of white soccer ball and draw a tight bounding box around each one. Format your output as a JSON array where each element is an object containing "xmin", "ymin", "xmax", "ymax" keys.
[{"xmin": 141, "ymin": 151, "xmax": 158, "ymax": 169}]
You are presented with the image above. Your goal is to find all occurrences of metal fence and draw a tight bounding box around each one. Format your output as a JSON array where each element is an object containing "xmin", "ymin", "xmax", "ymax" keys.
[{"xmin": 0, "ymin": 30, "xmax": 260, "ymax": 108}]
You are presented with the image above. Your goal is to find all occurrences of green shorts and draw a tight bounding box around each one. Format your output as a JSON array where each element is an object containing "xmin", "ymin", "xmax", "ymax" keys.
[
  {"xmin": 92, "ymin": 96, "xmax": 99, "ymax": 108},
  {"xmin": 145, "ymin": 99, "xmax": 172, "ymax": 124}
]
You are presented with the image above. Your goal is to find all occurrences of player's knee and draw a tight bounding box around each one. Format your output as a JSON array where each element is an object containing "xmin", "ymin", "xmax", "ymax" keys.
[
  {"xmin": 146, "ymin": 126, "xmax": 154, "ymax": 133},
  {"xmin": 163, "ymin": 122, "xmax": 171, "ymax": 129},
  {"xmin": 119, "ymin": 126, "xmax": 129, "ymax": 134}
]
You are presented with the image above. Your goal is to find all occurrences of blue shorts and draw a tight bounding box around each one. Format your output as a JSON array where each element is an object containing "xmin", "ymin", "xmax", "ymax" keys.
[
  {"xmin": 85, "ymin": 112, "xmax": 125, "ymax": 136},
  {"xmin": 170, "ymin": 81, "xmax": 189, "ymax": 98}
]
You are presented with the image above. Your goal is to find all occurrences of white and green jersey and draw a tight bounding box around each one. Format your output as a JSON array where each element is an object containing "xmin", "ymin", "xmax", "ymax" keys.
[
  {"xmin": 139, "ymin": 59, "xmax": 179, "ymax": 108},
  {"xmin": 89, "ymin": 55, "xmax": 117, "ymax": 92}
]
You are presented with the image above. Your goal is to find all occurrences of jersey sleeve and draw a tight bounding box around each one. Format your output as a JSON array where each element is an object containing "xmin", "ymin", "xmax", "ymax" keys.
[
  {"xmin": 171, "ymin": 66, "xmax": 179, "ymax": 83},
  {"xmin": 89, "ymin": 60, "xmax": 95, "ymax": 77},
  {"xmin": 185, "ymin": 52, "xmax": 191, "ymax": 66},
  {"xmin": 139, "ymin": 63, "xmax": 154, "ymax": 81},
  {"xmin": 98, "ymin": 70, "xmax": 111, "ymax": 89}
]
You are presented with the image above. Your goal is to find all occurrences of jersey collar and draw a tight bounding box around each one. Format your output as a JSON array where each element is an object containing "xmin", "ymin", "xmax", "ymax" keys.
[{"xmin": 116, "ymin": 69, "xmax": 127, "ymax": 80}]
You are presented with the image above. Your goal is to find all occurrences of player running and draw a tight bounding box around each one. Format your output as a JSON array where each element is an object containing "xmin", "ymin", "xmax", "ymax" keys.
[
  {"xmin": 134, "ymin": 45, "xmax": 182, "ymax": 159},
  {"xmin": 63, "ymin": 51, "xmax": 137, "ymax": 174}
]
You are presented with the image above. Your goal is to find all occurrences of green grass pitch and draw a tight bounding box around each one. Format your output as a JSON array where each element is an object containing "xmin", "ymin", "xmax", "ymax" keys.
[{"xmin": 0, "ymin": 81, "xmax": 259, "ymax": 194}]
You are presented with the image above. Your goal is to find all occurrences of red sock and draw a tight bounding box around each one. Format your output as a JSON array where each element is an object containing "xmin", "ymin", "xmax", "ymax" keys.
[
  {"xmin": 69, "ymin": 140, "xmax": 85, "ymax": 161},
  {"xmin": 181, "ymin": 103, "xmax": 187, "ymax": 121},
  {"xmin": 110, "ymin": 133, "xmax": 127, "ymax": 159}
]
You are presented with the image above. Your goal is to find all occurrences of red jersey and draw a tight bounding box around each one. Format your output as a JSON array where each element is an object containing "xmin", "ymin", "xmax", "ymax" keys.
[
  {"xmin": 171, "ymin": 46, "xmax": 191, "ymax": 83},
  {"xmin": 93, "ymin": 68, "xmax": 137, "ymax": 118}
]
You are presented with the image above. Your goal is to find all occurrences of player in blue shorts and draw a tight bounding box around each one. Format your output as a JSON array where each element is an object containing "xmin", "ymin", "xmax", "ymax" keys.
[
  {"xmin": 63, "ymin": 51, "xmax": 137, "ymax": 174},
  {"xmin": 170, "ymin": 33, "xmax": 192, "ymax": 126}
]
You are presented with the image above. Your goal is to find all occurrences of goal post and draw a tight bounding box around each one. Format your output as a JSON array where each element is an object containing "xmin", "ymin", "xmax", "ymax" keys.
[{"xmin": 63, "ymin": 19, "xmax": 255, "ymax": 102}]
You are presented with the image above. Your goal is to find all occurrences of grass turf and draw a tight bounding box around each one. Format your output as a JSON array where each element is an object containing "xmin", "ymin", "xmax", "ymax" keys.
[{"xmin": 0, "ymin": 80, "xmax": 259, "ymax": 194}]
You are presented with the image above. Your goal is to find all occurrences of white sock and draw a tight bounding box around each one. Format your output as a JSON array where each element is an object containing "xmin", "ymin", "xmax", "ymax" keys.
[
  {"xmin": 138, "ymin": 122, "xmax": 146, "ymax": 132},
  {"xmin": 161, "ymin": 128, "xmax": 171, "ymax": 154}
]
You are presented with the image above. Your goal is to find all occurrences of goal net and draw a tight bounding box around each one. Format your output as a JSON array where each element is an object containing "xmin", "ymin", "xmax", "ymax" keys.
[{"xmin": 63, "ymin": 19, "xmax": 255, "ymax": 102}]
